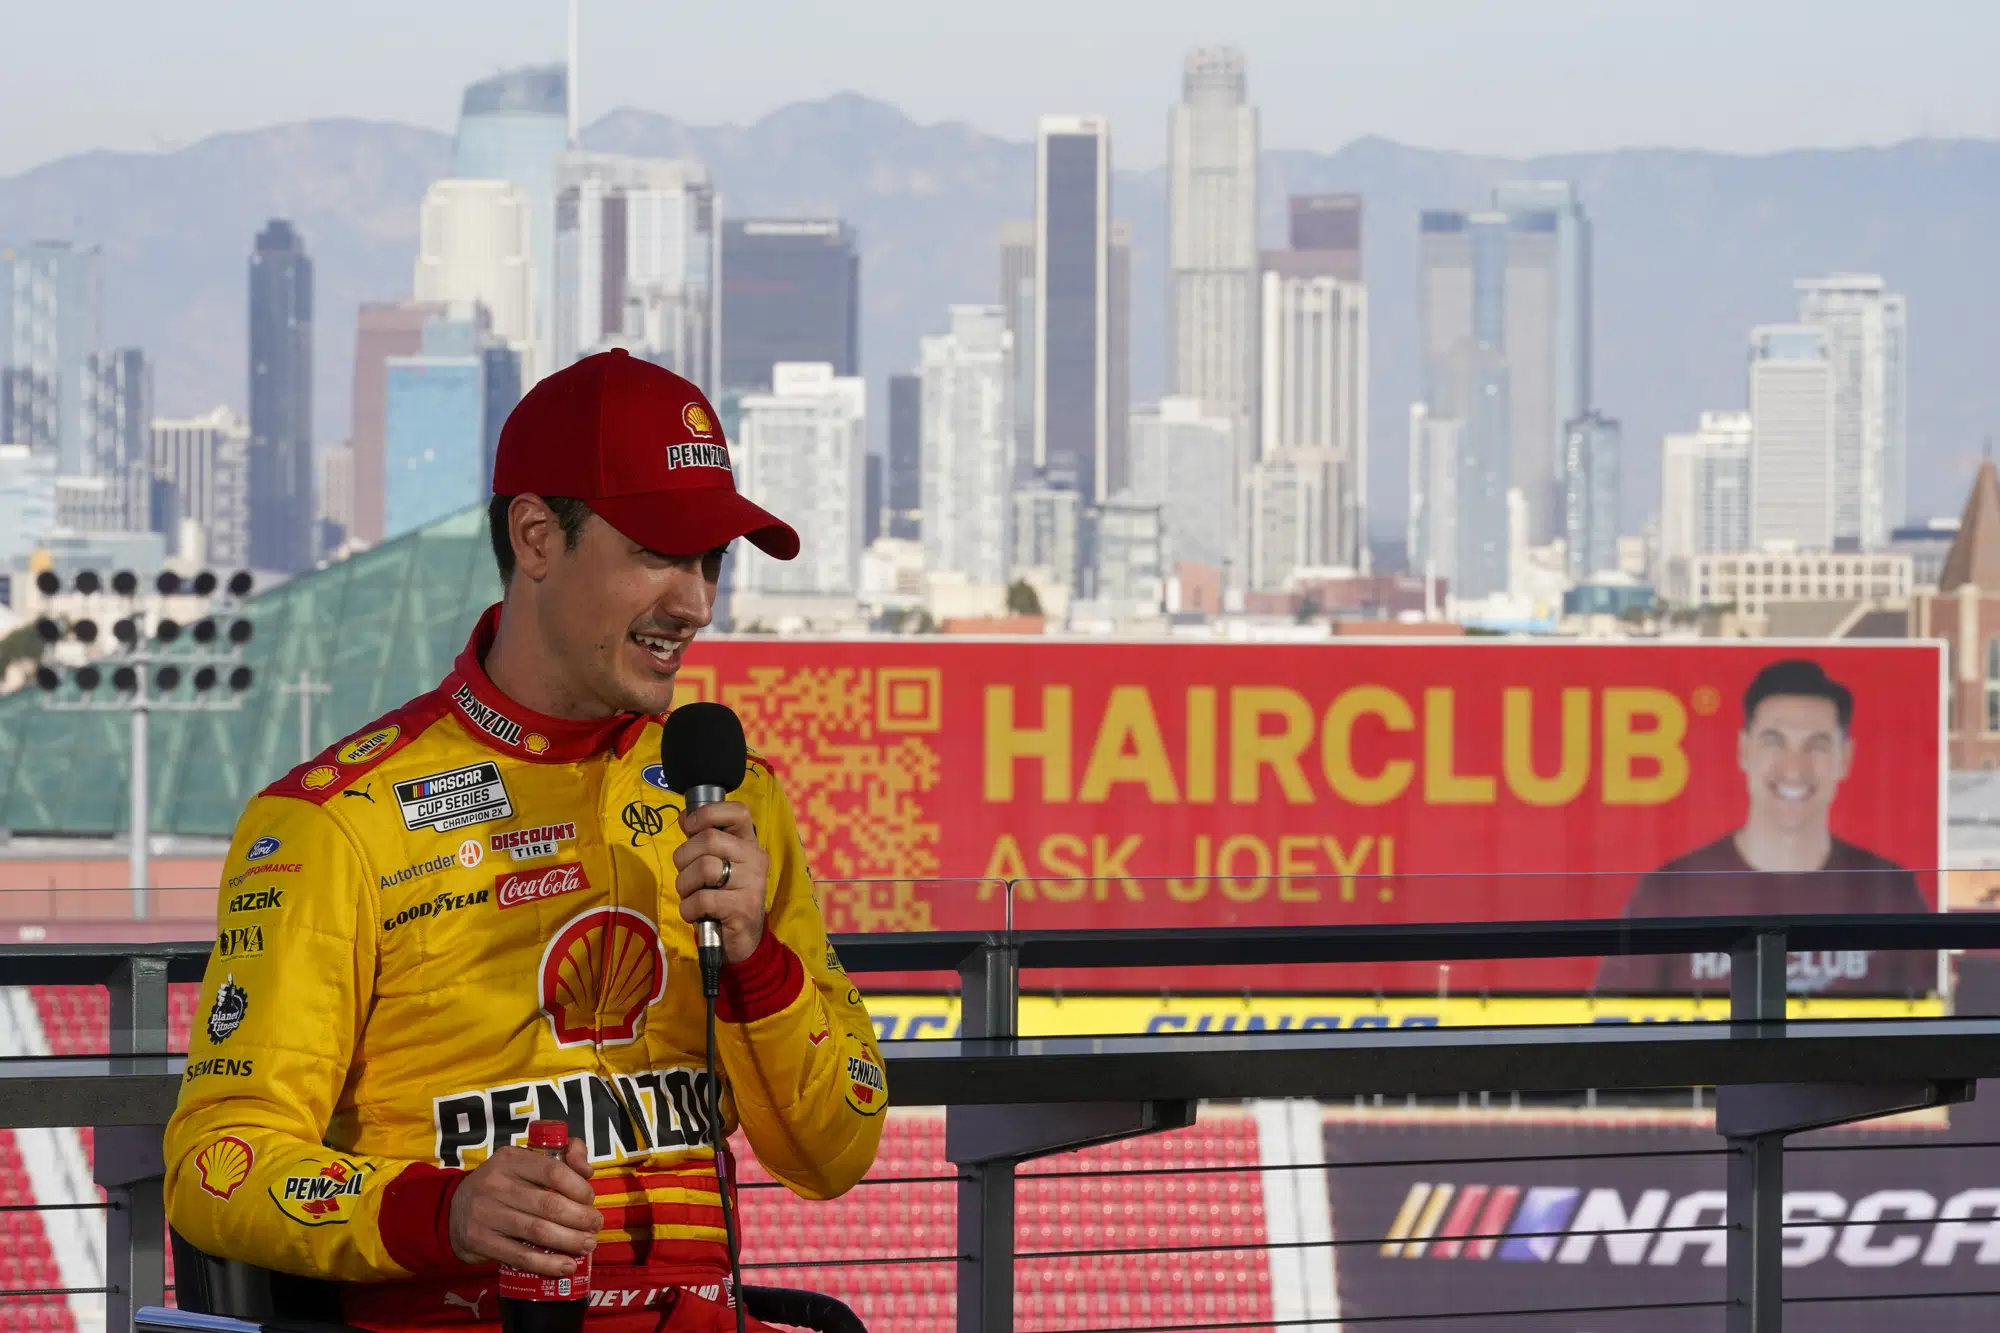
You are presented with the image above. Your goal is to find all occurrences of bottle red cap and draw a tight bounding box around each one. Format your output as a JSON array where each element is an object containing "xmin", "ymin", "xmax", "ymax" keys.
[{"xmin": 527, "ymin": 1120, "xmax": 570, "ymax": 1150}]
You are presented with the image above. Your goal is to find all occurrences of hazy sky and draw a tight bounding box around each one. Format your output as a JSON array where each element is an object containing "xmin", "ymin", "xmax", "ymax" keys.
[{"xmin": 4, "ymin": 0, "xmax": 1996, "ymax": 175}]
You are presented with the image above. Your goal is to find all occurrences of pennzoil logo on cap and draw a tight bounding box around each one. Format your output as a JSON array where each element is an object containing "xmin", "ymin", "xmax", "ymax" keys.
[
  {"xmin": 683, "ymin": 403, "xmax": 714, "ymax": 436},
  {"xmin": 664, "ymin": 442, "xmax": 730, "ymax": 472}
]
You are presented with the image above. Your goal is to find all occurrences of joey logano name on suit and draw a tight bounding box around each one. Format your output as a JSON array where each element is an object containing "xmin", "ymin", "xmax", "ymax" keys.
[
  {"xmin": 433, "ymin": 1066, "xmax": 718, "ymax": 1168},
  {"xmin": 382, "ymin": 887, "xmax": 491, "ymax": 933}
]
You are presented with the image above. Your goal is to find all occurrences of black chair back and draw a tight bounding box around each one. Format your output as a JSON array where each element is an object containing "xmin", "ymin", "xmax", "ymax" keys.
[
  {"xmin": 168, "ymin": 1228, "xmax": 347, "ymax": 1322},
  {"xmin": 171, "ymin": 1230, "xmax": 869, "ymax": 1332}
]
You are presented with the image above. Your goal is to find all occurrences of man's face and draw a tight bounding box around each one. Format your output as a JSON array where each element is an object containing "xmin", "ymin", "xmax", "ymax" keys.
[
  {"xmin": 534, "ymin": 511, "xmax": 724, "ymax": 717},
  {"xmin": 1737, "ymin": 694, "xmax": 1850, "ymax": 835}
]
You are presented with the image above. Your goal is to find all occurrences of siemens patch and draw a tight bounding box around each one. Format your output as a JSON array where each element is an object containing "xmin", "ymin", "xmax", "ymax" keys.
[{"xmin": 395, "ymin": 761, "xmax": 513, "ymax": 833}]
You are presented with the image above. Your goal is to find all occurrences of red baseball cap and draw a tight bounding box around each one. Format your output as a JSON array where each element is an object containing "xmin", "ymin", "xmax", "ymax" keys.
[{"xmin": 492, "ymin": 348, "xmax": 799, "ymax": 560}]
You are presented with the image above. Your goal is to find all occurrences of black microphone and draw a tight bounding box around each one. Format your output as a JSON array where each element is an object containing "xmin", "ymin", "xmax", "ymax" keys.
[
  {"xmin": 658, "ymin": 701, "xmax": 752, "ymax": 1333},
  {"xmin": 659, "ymin": 702, "xmax": 748, "ymax": 998}
]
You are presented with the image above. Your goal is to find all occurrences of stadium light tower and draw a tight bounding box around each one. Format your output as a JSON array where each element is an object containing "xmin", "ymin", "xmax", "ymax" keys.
[
  {"xmin": 32, "ymin": 568, "xmax": 258, "ymax": 914},
  {"xmin": 278, "ymin": 669, "xmax": 332, "ymax": 762}
]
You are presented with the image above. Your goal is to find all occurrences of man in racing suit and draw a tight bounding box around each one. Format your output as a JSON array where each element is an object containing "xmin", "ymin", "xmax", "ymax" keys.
[{"xmin": 164, "ymin": 349, "xmax": 888, "ymax": 1330}]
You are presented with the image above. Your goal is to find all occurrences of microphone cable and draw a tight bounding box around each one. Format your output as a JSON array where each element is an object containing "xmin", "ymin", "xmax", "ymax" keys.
[{"xmin": 700, "ymin": 931, "xmax": 749, "ymax": 1333}]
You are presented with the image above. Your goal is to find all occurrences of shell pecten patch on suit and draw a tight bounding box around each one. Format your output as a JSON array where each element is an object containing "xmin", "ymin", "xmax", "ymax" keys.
[
  {"xmin": 538, "ymin": 906, "xmax": 666, "ymax": 1047},
  {"xmin": 195, "ymin": 1135, "xmax": 254, "ymax": 1201}
]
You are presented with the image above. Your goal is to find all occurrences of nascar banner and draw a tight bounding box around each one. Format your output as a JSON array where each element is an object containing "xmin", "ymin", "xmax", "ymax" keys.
[
  {"xmin": 680, "ymin": 638, "xmax": 1944, "ymax": 992},
  {"xmin": 1326, "ymin": 1091, "xmax": 2000, "ymax": 1332},
  {"xmin": 863, "ymin": 994, "xmax": 1942, "ymax": 1042}
]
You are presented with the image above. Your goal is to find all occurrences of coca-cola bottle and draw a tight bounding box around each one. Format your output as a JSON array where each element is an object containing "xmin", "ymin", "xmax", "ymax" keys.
[{"xmin": 499, "ymin": 1120, "xmax": 591, "ymax": 1333}]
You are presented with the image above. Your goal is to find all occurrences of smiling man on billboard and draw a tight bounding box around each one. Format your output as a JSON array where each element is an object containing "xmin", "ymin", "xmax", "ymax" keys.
[{"xmin": 1596, "ymin": 658, "xmax": 1930, "ymax": 995}]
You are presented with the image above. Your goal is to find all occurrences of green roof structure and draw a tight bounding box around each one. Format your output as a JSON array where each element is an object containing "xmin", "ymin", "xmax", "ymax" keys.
[{"xmin": 0, "ymin": 506, "xmax": 501, "ymax": 837}]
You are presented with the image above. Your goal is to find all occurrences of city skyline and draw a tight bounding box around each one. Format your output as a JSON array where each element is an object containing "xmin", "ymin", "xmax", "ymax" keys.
[
  {"xmin": 6, "ymin": 2, "xmax": 1998, "ymax": 177},
  {"xmin": 3, "ymin": 89, "xmax": 1984, "ymax": 532},
  {"xmin": 0, "ymin": 37, "xmax": 1964, "ymax": 636}
]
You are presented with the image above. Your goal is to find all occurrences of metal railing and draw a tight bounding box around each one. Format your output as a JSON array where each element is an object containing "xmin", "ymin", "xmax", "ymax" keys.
[{"xmin": 4, "ymin": 914, "xmax": 2000, "ymax": 1332}]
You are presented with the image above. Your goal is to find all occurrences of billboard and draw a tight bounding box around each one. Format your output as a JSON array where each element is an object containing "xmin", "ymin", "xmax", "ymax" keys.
[
  {"xmin": 679, "ymin": 638, "xmax": 1943, "ymax": 992},
  {"xmin": 1326, "ymin": 1096, "xmax": 2000, "ymax": 1333},
  {"xmin": 863, "ymin": 994, "xmax": 1941, "ymax": 1042},
  {"xmin": 1304, "ymin": 951, "xmax": 2000, "ymax": 1330}
]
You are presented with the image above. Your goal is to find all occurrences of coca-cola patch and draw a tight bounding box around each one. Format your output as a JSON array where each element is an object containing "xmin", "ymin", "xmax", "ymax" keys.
[{"xmin": 496, "ymin": 862, "xmax": 591, "ymax": 910}]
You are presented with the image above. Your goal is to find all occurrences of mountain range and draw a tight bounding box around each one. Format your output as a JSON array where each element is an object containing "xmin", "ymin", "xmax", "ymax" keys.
[{"xmin": 1, "ymin": 93, "xmax": 1994, "ymax": 540}]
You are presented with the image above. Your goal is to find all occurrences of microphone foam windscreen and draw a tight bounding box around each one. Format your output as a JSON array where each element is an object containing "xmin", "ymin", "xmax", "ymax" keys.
[{"xmin": 659, "ymin": 702, "xmax": 748, "ymax": 795}]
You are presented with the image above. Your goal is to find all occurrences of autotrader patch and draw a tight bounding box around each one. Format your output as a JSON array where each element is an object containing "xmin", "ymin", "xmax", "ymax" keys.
[{"xmin": 395, "ymin": 761, "xmax": 513, "ymax": 833}]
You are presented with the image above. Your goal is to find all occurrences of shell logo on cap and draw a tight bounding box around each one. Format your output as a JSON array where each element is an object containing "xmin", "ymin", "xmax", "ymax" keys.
[
  {"xmin": 683, "ymin": 403, "xmax": 714, "ymax": 437},
  {"xmin": 539, "ymin": 906, "xmax": 666, "ymax": 1047},
  {"xmin": 196, "ymin": 1135, "xmax": 255, "ymax": 1200}
]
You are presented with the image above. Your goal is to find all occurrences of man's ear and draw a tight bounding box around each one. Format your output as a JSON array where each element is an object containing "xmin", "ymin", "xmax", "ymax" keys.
[{"xmin": 509, "ymin": 495, "xmax": 559, "ymax": 582}]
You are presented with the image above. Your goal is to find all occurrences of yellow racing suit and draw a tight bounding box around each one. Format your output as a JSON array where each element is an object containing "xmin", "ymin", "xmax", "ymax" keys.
[{"xmin": 164, "ymin": 606, "xmax": 887, "ymax": 1325}]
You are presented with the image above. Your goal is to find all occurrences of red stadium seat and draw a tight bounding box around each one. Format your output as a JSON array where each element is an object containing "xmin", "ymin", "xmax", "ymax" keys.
[{"xmin": 733, "ymin": 1108, "xmax": 1271, "ymax": 1329}]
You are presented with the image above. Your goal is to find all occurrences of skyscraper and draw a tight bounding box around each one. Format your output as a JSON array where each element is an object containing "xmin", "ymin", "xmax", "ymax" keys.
[
  {"xmin": 1407, "ymin": 403, "xmax": 1460, "ymax": 586},
  {"xmin": 1416, "ymin": 187, "xmax": 1591, "ymax": 558},
  {"xmin": 382, "ymin": 305, "xmax": 522, "ymax": 540},
  {"xmin": 1414, "ymin": 211, "xmax": 1515, "ymax": 598},
  {"xmin": 1659, "ymin": 410, "xmax": 1752, "ymax": 593},
  {"xmin": 413, "ymin": 180, "xmax": 536, "ymax": 364},
  {"xmin": 719, "ymin": 220, "xmax": 860, "ymax": 391},
  {"xmin": 1748, "ymin": 325, "xmax": 1836, "ymax": 551},
  {"xmin": 318, "ymin": 442, "xmax": 356, "ymax": 551},
  {"xmin": 83, "ymin": 348, "xmax": 152, "ymax": 477},
  {"xmin": 79, "ymin": 348, "xmax": 154, "ymax": 531},
  {"xmin": 998, "ymin": 221, "xmax": 1036, "ymax": 473},
  {"xmin": 1492, "ymin": 181, "xmax": 1591, "ymax": 540},
  {"xmin": 454, "ymin": 65, "xmax": 569, "ymax": 373},
  {"xmin": 0, "ymin": 444, "xmax": 57, "ymax": 582},
  {"xmin": 1283, "ymin": 195, "xmax": 1363, "ymax": 274},
  {"xmin": 247, "ymin": 219, "xmax": 313, "ymax": 573},
  {"xmin": 1035, "ymin": 115, "xmax": 1111, "ymax": 503},
  {"xmin": 1243, "ymin": 457, "xmax": 1324, "ymax": 592},
  {"xmin": 734, "ymin": 362, "xmax": 867, "ymax": 599},
  {"xmin": 150, "ymin": 406, "xmax": 250, "ymax": 568},
  {"xmin": 1796, "ymin": 274, "xmax": 1908, "ymax": 548},
  {"xmin": 552, "ymin": 152, "xmax": 718, "ymax": 387},
  {"xmin": 0, "ymin": 240, "xmax": 101, "ymax": 470},
  {"xmin": 349, "ymin": 302, "xmax": 443, "ymax": 546},
  {"xmin": 1128, "ymin": 397, "xmax": 1235, "ymax": 573},
  {"xmin": 920, "ymin": 306, "xmax": 1013, "ymax": 586},
  {"xmin": 1012, "ymin": 483, "xmax": 1082, "ymax": 590},
  {"xmin": 1168, "ymin": 48, "xmax": 1259, "ymax": 441},
  {"xmin": 1108, "ymin": 222, "xmax": 1132, "ymax": 500},
  {"xmin": 886, "ymin": 371, "xmax": 921, "ymax": 540},
  {"xmin": 1561, "ymin": 411, "xmax": 1620, "ymax": 581},
  {"xmin": 1259, "ymin": 271, "xmax": 1368, "ymax": 569}
]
